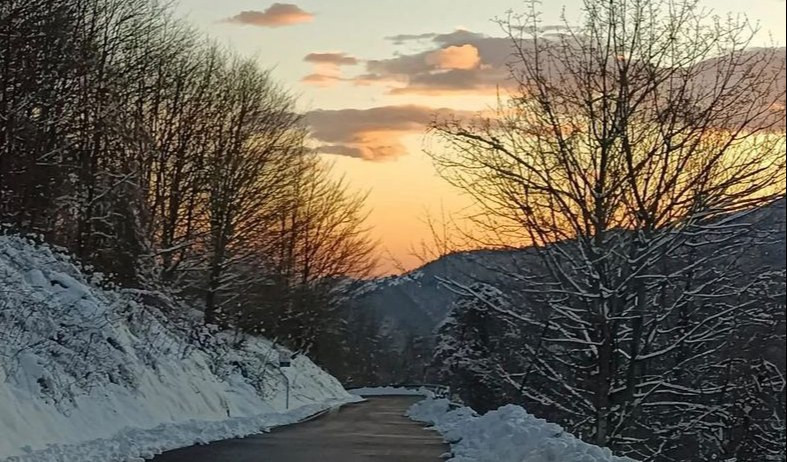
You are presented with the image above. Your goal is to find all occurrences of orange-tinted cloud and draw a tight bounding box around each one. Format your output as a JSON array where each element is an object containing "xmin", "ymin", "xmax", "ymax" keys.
[
  {"xmin": 351, "ymin": 73, "xmax": 407, "ymax": 87},
  {"xmin": 299, "ymin": 30, "xmax": 512, "ymax": 93},
  {"xmin": 358, "ymin": 30, "xmax": 512, "ymax": 95},
  {"xmin": 425, "ymin": 44, "xmax": 481, "ymax": 70},
  {"xmin": 301, "ymin": 52, "xmax": 361, "ymax": 87},
  {"xmin": 387, "ymin": 69, "xmax": 506, "ymax": 95},
  {"xmin": 301, "ymin": 72, "xmax": 405, "ymax": 88},
  {"xmin": 318, "ymin": 132, "xmax": 408, "ymax": 161},
  {"xmin": 306, "ymin": 105, "xmax": 470, "ymax": 161},
  {"xmin": 301, "ymin": 73, "xmax": 344, "ymax": 87},
  {"xmin": 223, "ymin": 3, "xmax": 313, "ymax": 28}
]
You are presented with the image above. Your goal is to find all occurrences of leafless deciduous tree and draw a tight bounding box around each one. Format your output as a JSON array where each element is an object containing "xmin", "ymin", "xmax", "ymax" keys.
[
  {"xmin": 1, "ymin": 0, "xmax": 377, "ymax": 347},
  {"xmin": 238, "ymin": 154, "xmax": 377, "ymax": 359},
  {"xmin": 428, "ymin": 0, "xmax": 786, "ymax": 460}
]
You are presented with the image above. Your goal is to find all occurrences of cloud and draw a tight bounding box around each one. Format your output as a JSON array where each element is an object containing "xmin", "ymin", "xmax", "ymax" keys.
[
  {"xmin": 316, "ymin": 144, "xmax": 367, "ymax": 159},
  {"xmin": 690, "ymin": 47, "xmax": 786, "ymax": 131},
  {"xmin": 354, "ymin": 29, "xmax": 514, "ymax": 95},
  {"xmin": 319, "ymin": 133, "xmax": 407, "ymax": 160},
  {"xmin": 510, "ymin": 24, "xmax": 571, "ymax": 36},
  {"xmin": 307, "ymin": 105, "xmax": 434, "ymax": 141},
  {"xmin": 304, "ymin": 52, "xmax": 359, "ymax": 66},
  {"xmin": 351, "ymin": 73, "xmax": 407, "ymax": 86},
  {"xmin": 425, "ymin": 44, "xmax": 481, "ymax": 70},
  {"xmin": 385, "ymin": 32, "xmax": 437, "ymax": 44},
  {"xmin": 300, "ymin": 29, "xmax": 516, "ymax": 93},
  {"xmin": 387, "ymin": 69, "xmax": 505, "ymax": 95},
  {"xmin": 301, "ymin": 72, "xmax": 405, "ymax": 88},
  {"xmin": 431, "ymin": 29, "xmax": 488, "ymax": 46},
  {"xmin": 386, "ymin": 29, "xmax": 486, "ymax": 46},
  {"xmin": 301, "ymin": 52, "xmax": 361, "ymax": 86},
  {"xmin": 302, "ymin": 29, "xmax": 784, "ymax": 139},
  {"xmin": 305, "ymin": 105, "xmax": 470, "ymax": 161},
  {"xmin": 301, "ymin": 73, "xmax": 344, "ymax": 87},
  {"xmin": 223, "ymin": 3, "xmax": 313, "ymax": 28}
]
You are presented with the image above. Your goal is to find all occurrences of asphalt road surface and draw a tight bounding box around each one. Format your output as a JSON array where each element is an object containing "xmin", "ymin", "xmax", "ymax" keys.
[{"xmin": 150, "ymin": 396, "xmax": 448, "ymax": 462}]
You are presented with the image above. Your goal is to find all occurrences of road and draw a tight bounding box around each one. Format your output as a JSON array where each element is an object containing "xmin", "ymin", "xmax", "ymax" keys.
[{"xmin": 150, "ymin": 396, "xmax": 448, "ymax": 462}]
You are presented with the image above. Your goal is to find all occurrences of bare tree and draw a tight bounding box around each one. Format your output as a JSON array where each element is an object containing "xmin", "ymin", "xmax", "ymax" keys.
[
  {"xmin": 195, "ymin": 58, "xmax": 306, "ymax": 325},
  {"xmin": 429, "ymin": 0, "xmax": 786, "ymax": 460},
  {"xmin": 242, "ymin": 153, "xmax": 377, "ymax": 359}
]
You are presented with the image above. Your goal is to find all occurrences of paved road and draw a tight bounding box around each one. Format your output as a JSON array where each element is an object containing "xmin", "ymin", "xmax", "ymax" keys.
[{"xmin": 151, "ymin": 396, "xmax": 448, "ymax": 462}]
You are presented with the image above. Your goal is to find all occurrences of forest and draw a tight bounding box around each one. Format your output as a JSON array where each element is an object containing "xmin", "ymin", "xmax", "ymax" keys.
[
  {"xmin": 0, "ymin": 0, "xmax": 393, "ymax": 381},
  {"xmin": 1, "ymin": 0, "xmax": 786, "ymax": 461}
]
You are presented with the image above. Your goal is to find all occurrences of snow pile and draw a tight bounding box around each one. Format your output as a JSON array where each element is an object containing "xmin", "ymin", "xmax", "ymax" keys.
[
  {"xmin": 407, "ymin": 398, "xmax": 637, "ymax": 462},
  {"xmin": 0, "ymin": 235, "xmax": 359, "ymax": 462}
]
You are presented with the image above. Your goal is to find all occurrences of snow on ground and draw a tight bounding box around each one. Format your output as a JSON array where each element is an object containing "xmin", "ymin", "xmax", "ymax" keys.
[
  {"xmin": 349, "ymin": 386, "xmax": 433, "ymax": 397},
  {"xmin": 407, "ymin": 398, "xmax": 637, "ymax": 462},
  {"xmin": 0, "ymin": 235, "xmax": 360, "ymax": 462}
]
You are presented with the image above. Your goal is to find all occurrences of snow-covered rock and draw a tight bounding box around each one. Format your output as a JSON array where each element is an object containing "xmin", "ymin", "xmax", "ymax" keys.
[
  {"xmin": 407, "ymin": 398, "xmax": 637, "ymax": 462},
  {"xmin": 0, "ymin": 235, "xmax": 359, "ymax": 462}
]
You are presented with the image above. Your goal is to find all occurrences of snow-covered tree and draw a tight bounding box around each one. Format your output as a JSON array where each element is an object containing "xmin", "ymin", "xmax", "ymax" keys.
[
  {"xmin": 428, "ymin": 0, "xmax": 786, "ymax": 459},
  {"xmin": 432, "ymin": 283, "xmax": 520, "ymax": 412},
  {"xmin": 0, "ymin": 0, "xmax": 377, "ymax": 360}
]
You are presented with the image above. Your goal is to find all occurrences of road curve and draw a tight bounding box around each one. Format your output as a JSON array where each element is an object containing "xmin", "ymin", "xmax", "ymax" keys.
[{"xmin": 150, "ymin": 396, "xmax": 448, "ymax": 462}]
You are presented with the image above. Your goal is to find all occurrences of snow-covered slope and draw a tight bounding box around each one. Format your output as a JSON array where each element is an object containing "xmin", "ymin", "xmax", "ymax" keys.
[
  {"xmin": 0, "ymin": 235, "xmax": 358, "ymax": 462},
  {"xmin": 407, "ymin": 398, "xmax": 637, "ymax": 462}
]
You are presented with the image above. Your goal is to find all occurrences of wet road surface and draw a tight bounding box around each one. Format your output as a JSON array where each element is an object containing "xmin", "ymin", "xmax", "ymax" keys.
[{"xmin": 150, "ymin": 396, "xmax": 448, "ymax": 462}]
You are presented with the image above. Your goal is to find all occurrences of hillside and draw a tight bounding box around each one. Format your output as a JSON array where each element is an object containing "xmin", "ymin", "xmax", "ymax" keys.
[
  {"xmin": 356, "ymin": 198, "xmax": 787, "ymax": 349},
  {"xmin": 0, "ymin": 235, "xmax": 357, "ymax": 462},
  {"xmin": 352, "ymin": 249, "xmax": 532, "ymax": 349}
]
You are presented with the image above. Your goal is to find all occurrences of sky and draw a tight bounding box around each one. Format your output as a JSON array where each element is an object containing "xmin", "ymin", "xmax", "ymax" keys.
[{"xmin": 173, "ymin": 0, "xmax": 786, "ymax": 275}]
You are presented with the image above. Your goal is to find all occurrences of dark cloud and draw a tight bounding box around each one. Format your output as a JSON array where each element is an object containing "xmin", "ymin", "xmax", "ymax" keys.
[
  {"xmin": 223, "ymin": 3, "xmax": 313, "ymax": 28},
  {"xmin": 357, "ymin": 30, "xmax": 515, "ymax": 95},
  {"xmin": 304, "ymin": 52, "xmax": 359, "ymax": 66},
  {"xmin": 690, "ymin": 47, "xmax": 786, "ymax": 131},
  {"xmin": 317, "ymin": 144, "xmax": 365, "ymax": 159},
  {"xmin": 306, "ymin": 105, "xmax": 470, "ymax": 161},
  {"xmin": 388, "ymin": 69, "xmax": 507, "ymax": 95},
  {"xmin": 300, "ymin": 28, "xmax": 518, "ymax": 93},
  {"xmin": 307, "ymin": 105, "xmax": 436, "ymax": 141},
  {"xmin": 302, "ymin": 31, "xmax": 784, "ymax": 155},
  {"xmin": 385, "ymin": 30, "xmax": 488, "ymax": 46},
  {"xmin": 510, "ymin": 24, "xmax": 571, "ymax": 36},
  {"xmin": 385, "ymin": 32, "xmax": 438, "ymax": 44},
  {"xmin": 361, "ymin": 26, "xmax": 785, "ymax": 100},
  {"xmin": 432, "ymin": 30, "xmax": 488, "ymax": 46}
]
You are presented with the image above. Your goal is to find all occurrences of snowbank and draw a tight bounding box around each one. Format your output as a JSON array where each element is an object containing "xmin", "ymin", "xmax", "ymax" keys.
[
  {"xmin": 349, "ymin": 386, "xmax": 435, "ymax": 397},
  {"xmin": 0, "ymin": 235, "xmax": 359, "ymax": 462},
  {"xmin": 407, "ymin": 398, "xmax": 637, "ymax": 462}
]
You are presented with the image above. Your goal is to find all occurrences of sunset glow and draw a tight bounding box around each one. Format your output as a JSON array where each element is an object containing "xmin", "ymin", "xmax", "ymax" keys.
[{"xmin": 174, "ymin": 0, "xmax": 786, "ymax": 275}]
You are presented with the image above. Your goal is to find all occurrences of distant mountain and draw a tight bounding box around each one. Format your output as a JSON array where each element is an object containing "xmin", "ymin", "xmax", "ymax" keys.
[
  {"xmin": 354, "ymin": 198, "xmax": 786, "ymax": 349},
  {"xmin": 353, "ymin": 249, "xmax": 526, "ymax": 348}
]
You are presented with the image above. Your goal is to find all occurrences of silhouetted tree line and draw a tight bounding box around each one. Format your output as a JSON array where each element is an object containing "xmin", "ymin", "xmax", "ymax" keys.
[{"xmin": 0, "ymin": 0, "xmax": 381, "ymax": 368}]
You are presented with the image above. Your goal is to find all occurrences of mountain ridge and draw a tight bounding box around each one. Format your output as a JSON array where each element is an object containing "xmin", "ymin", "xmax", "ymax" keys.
[{"xmin": 355, "ymin": 198, "xmax": 787, "ymax": 349}]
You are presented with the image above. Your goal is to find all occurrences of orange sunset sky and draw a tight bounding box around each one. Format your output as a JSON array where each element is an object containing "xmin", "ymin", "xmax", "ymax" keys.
[{"xmin": 174, "ymin": 0, "xmax": 786, "ymax": 275}]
